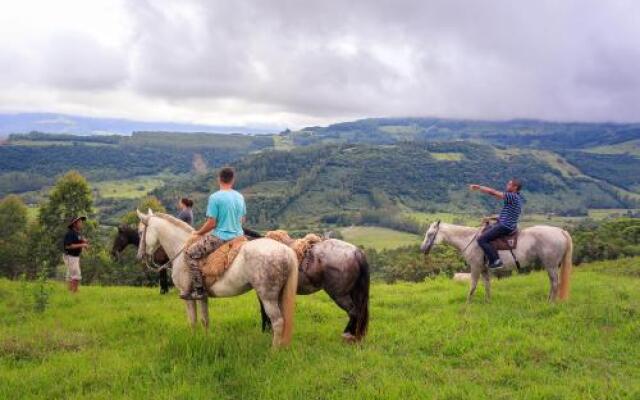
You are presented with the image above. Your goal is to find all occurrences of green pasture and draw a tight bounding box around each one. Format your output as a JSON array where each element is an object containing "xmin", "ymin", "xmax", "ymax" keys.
[
  {"xmin": 340, "ymin": 226, "xmax": 422, "ymax": 250},
  {"xmin": 9, "ymin": 140, "xmax": 115, "ymax": 147},
  {"xmin": 401, "ymin": 211, "xmax": 478, "ymax": 227},
  {"xmin": 429, "ymin": 152, "xmax": 464, "ymax": 161},
  {"xmin": 1, "ymin": 258, "xmax": 639, "ymax": 399},
  {"xmin": 587, "ymin": 139, "xmax": 640, "ymax": 156},
  {"xmin": 92, "ymin": 176, "xmax": 167, "ymax": 200}
]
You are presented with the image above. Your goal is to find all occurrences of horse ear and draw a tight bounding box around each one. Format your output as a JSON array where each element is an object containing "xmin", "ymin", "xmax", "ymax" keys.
[
  {"xmin": 136, "ymin": 209, "xmax": 149, "ymax": 224},
  {"xmin": 436, "ymin": 220, "xmax": 441, "ymax": 227},
  {"xmin": 148, "ymin": 208, "xmax": 154, "ymax": 216}
]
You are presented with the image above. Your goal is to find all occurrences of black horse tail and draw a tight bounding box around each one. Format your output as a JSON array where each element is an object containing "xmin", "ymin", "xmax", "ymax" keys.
[{"xmin": 352, "ymin": 250, "xmax": 370, "ymax": 340}]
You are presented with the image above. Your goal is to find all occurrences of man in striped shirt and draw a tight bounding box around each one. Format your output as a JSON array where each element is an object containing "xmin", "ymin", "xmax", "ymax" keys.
[{"xmin": 470, "ymin": 178, "xmax": 524, "ymax": 269}]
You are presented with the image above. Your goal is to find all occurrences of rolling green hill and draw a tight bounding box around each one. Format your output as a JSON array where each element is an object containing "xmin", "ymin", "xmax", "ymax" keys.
[
  {"xmin": 285, "ymin": 117, "xmax": 640, "ymax": 149},
  {"xmin": 156, "ymin": 141, "xmax": 638, "ymax": 231},
  {"xmin": 1, "ymin": 258, "xmax": 639, "ymax": 399},
  {"xmin": 3, "ymin": 117, "xmax": 640, "ymax": 229}
]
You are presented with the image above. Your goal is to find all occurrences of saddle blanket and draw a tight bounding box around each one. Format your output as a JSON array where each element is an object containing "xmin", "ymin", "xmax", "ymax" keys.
[
  {"xmin": 200, "ymin": 236, "xmax": 248, "ymax": 286},
  {"xmin": 265, "ymin": 230, "xmax": 324, "ymax": 264}
]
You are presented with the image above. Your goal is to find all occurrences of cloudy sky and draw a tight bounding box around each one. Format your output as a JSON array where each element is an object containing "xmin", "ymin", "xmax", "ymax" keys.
[{"xmin": 0, "ymin": 0, "xmax": 638, "ymax": 129}]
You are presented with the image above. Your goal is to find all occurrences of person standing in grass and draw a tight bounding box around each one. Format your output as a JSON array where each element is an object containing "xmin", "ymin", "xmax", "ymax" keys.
[
  {"xmin": 63, "ymin": 216, "xmax": 89, "ymax": 293},
  {"xmin": 469, "ymin": 178, "xmax": 525, "ymax": 270},
  {"xmin": 176, "ymin": 197, "xmax": 194, "ymax": 226}
]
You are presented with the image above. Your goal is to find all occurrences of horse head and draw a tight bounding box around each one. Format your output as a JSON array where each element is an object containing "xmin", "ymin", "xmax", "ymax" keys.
[
  {"xmin": 136, "ymin": 209, "xmax": 159, "ymax": 260},
  {"xmin": 420, "ymin": 220, "xmax": 441, "ymax": 254},
  {"xmin": 111, "ymin": 224, "xmax": 141, "ymax": 260}
]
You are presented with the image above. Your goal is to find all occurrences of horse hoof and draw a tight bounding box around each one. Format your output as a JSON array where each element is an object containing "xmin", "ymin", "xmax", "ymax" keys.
[{"xmin": 342, "ymin": 333, "xmax": 357, "ymax": 343}]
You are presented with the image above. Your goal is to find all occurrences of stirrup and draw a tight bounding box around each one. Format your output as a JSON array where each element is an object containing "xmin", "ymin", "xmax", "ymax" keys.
[{"xmin": 180, "ymin": 289, "xmax": 206, "ymax": 300}]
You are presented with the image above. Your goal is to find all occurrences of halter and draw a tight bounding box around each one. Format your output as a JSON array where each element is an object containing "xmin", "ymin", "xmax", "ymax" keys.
[
  {"xmin": 140, "ymin": 216, "xmax": 188, "ymax": 272},
  {"xmin": 423, "ymin": 220, "xmax": 441, "ymax": 253},
  {"xmin": 424, "ymin": 220, "xmax": 481, "ymax": 255}
]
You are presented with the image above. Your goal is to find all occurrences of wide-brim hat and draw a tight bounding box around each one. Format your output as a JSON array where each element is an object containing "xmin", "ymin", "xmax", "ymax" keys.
[{"xmin": 67, "ymin": 216, "xmax": 87, "ymax": 228}]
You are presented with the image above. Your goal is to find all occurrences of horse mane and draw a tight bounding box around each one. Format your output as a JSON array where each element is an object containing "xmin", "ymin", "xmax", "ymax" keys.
[{"xmin": 154, "ymin": 213, "xmax": 194, "ymax": 232}]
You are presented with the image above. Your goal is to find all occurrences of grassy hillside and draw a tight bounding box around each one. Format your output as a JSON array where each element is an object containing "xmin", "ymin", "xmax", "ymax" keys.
[
  {"xmin": 1, "ymin": 258, "xmax": 639, "ymax": 399},
  {"xmin": 340, "ymin": 226, "xmax": 421, "ymax": 250},
  {"xmin": 286, "ymin": 117, "xmax": 640, "ymax": 150}
]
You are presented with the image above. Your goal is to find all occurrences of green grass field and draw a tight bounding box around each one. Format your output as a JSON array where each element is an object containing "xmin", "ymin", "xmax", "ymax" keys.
[
  {"xmin": 93, "ymin": 175, "xmax": 168, "ymax": 199},
  {"xmin": 340, "ymin": 226, "xmax": 421, "ymax": 250},
  {"xmin": 429, "ymin": 152, "xmax": 464, "ymax": 161},
  {"xmin": 9, "ymin": 140, "xmax": 116, "ymax": 147},
  {"xmin": 1, "ymin": 258, "xmax": 639, "ymax": 399},
  {"xmin": 587, "ymin": 139, "xmax": 640, "ymax": 156}
]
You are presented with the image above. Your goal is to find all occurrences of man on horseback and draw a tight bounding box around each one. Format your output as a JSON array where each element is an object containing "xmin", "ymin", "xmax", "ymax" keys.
[
  {"xmin": 470, "ymin": 178, "xmax": 524, "ymax": 270},
  {"xmin": 182, "ymin": 167, "xmax": 246, "ymax": 300}
]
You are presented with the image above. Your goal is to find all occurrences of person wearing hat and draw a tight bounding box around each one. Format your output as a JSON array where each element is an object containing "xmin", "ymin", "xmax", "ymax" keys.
[{"xmin": 63, "ymin": 216, "xmax": 89, "ymax": 293}]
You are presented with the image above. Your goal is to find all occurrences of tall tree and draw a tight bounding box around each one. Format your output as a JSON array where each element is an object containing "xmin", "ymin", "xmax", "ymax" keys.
[
  {"xmin": 120, "ymin": 195, "xmax": 166, "ymax": 226},
  {"xmin": 0, "ymin": 195, "xmax": 29, "ymax": 278},
  {"xmin": 37, "ymin": 171, "xmax": 94, "ymax": 271}
]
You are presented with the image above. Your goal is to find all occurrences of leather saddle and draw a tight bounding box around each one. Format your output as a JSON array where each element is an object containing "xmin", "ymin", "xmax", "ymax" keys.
[{"xmin": 481, "ymin": 223, "xmax": 519, "ymax": 251}]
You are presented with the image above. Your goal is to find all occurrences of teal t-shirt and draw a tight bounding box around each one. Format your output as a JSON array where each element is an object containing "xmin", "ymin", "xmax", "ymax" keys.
[{"xmin": 206, "ymin": 190, "xmax": 246, "ymax": 240}]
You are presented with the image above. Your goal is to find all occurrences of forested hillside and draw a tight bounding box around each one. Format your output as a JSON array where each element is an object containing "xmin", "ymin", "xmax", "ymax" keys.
[
  {"xmin": 2, "ymin": 117, "xmax": 640, "ymax": 230},
  {"xmin": 0, "ymin": 131, "xmax": 273, "ymax": 195},
  {"xmin": 155, "ymin": 141, "xmax": 637, "ymax": 230},
  {"xmin": 286, "ymin": 117, "xmax": 640, "ymax": 149}
]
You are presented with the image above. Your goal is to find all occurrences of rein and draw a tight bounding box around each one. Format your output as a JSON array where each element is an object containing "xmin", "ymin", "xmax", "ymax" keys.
[
  {"xmin": 140, "ymin": 218, "xmax": 188, "ymax": 272},
  {"xmin": 460, "ymin": 227, "xmax": 482, "ymax": 254}
]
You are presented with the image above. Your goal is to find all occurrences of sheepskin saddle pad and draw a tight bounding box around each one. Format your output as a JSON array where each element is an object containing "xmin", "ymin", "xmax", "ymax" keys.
[
  {"xmin": 201, "ymin": 236, "xmax": 248, "ymax": 285},
  {"xmin": 265, "ymin": 230, "xmax": 324, "ymax": 264}
]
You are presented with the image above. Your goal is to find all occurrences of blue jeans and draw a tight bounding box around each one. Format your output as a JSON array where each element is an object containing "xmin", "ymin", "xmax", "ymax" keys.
[{"xmin": 477, "ymin": 223, "xmax": 514, "ymax": 264}]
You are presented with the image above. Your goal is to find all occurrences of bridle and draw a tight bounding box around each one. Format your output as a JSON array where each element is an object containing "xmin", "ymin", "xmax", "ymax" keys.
[
  {"xmin": 423, "ymin": 220, "xmax": 481, "ymax": 255},
  {"xmin": 139, "ymin": 217, "xmax": 187, "ymax": 272},
  {"xmin": 422, "ymin": 220, "xmax": 441, "ymax": 253}
]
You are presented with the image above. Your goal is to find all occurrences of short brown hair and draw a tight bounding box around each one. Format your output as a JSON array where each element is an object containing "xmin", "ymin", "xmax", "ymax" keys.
[
  {"xmin": 510, "ymin": 178, "xmax": 523, "ymax": 191},
  {"xmin": 219, "ymin": 167, "xmax": 235, "ymax": 184},
  {"xmin": 180, "ymin": 197, "xmax": 193, "ymax": 207}
]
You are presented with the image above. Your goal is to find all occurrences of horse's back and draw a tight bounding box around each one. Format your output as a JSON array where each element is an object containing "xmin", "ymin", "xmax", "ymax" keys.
[
  {"xmin": 310, "ymin": 239, "xmax": 362, "ymax": 286},
  {"xmin": 521, "ymin": 225, "xmax": 569, "ymax": 242},
  {"xmin": 518, "ymin": 225, "xmax": 571, "ymax": 260},
  {"xmin": 313, "ymin": 239, "xmax": 359, "ymax": 263},
  {"xmin": 210, "ymin": 238, "xmax": 296, "ymax": 297}
]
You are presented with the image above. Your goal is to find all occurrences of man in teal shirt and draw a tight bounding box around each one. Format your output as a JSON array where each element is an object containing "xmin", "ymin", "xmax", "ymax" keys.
[{"xmin": 182, "ymin": 167, "xmax": 246, "ymax": 300}]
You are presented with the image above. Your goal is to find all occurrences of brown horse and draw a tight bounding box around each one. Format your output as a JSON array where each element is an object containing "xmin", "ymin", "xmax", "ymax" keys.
[
  {"xmin": 260, "ymin": 237, "xmax": 370, "ymax": 342},
  {"xmin": 111, "ymin": 225, "xmax": 172, "ymax": 294}
]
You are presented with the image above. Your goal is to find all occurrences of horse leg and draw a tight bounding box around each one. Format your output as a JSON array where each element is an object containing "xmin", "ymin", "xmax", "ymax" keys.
[
  {"xmin": 329, "ymin": 293, "xmax": 357, "ymax": 342},
  {"xmin": 467, "ymin": 267, "xmax": 481, "ymax": 303},
  {"xmin": 184, "ymin": 300, "xmax": 197, "ymax": 329},
  {"xmin": 159, "ymin": 269, "xmax": 169, "ymax": 294},
  {"xmin": 260, "ymin": 298, "xmax": 284, "ymax": 347},
  {"xmin": 547, "ymin": 266, "xmax": 560, "ymax": 302},
  {"xmin": 481, "ymin": 269, "xmax": 491, "ymax": 302},
  {"xmin": 199, "ymin": 298, "xmax": 210, "ymax": 331},
  {"xmin": 258, "ymin": 296, "xmax": 272, "ymax": 333}
]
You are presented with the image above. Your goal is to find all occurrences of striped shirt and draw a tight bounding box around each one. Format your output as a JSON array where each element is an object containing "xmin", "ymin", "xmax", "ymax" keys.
[{"xmin": 498, "ymin": 192, "xmax": 524, "ymax": 231}]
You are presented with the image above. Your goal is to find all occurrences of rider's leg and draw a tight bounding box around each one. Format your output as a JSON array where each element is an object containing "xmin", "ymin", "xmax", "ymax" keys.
[
  {"xmin": 477, "ymin": 223, "xmax": 511, "ymax": 265},
  {"xmin": 183, "ymin": 236, "xmax": 225, "ymax": 299}
]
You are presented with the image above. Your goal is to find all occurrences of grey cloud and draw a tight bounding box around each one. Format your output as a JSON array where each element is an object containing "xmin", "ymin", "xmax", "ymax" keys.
[
  {"xmin": 4, "ymin": 0, "xmax": 640, "ymax": 123},
  {"xmin": 40, "ymin": 32, "xmax": 128, "ymax": 90}
]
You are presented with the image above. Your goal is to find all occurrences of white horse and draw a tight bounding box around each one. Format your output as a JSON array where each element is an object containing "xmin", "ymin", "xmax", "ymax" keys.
[
  {"xmin": 136, "ymin": 209, "xmax": 299, "ymax": 347},
  {"xmin": 420, "ymin": 221, "xmax": 573, "ymax": 302}
]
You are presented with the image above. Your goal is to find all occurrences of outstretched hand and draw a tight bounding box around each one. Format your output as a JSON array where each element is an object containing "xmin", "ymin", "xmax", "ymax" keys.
[{"xmin": 469, "ymin": 184, "xmax": 480, "ymax": 191}]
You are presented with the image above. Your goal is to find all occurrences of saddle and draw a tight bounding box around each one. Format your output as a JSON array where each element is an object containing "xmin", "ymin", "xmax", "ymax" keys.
[
  {"xmin": 201, "ymin": 236, "xmax": 248, "ymax": 286},
  {"xmin": 265, "ymin": 230, "xmax": 324, "ymax": 269},
  {"xmin": 481, "ymin": 222, "xmax": 519, "ymax": 251}
]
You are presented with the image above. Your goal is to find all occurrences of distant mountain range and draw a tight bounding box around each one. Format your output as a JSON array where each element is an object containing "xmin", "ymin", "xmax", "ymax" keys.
[{"xmin": 0, "ymin": 112, "xmax": 277, "ymax": 136}]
